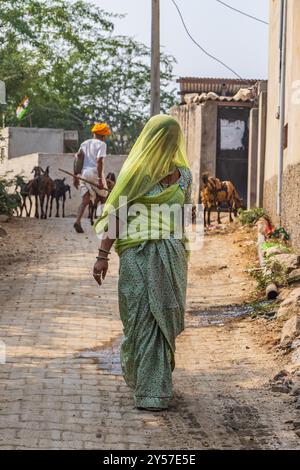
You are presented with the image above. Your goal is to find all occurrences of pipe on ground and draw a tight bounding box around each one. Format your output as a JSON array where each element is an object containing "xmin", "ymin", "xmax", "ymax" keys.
[{"xmin": 257, "ymin": 221, "xmax": 279, "ymax": 300}]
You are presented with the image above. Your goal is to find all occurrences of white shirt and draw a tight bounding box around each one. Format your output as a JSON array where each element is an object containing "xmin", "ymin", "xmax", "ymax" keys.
[{"xmin": 80, "ymin": 138, "xmax": 107, "ymax": 171}]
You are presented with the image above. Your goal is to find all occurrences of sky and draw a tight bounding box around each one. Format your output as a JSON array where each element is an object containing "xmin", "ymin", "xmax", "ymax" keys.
[{"xmin": 93, "ymin": 0, "xmax": 270, "ymax": 82}]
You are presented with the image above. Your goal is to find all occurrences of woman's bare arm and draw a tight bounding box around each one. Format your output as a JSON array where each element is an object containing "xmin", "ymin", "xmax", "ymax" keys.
[
  {"xmin": 93, "ymin": 214, "xmax": 122, "ymax": 286},
  {"xmin": 93, "ymin": 233, "xmax": 115, "ymax": 286}
]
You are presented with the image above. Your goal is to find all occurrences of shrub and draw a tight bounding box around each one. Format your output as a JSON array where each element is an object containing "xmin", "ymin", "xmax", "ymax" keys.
[
  {"xmin": 238, "ymin": 207, "xmax": 266, "ymax": 225},
  {"xmin": 0, "ymin": 175, "xmax": 20, "ymax": 216},
  {"xmin": 249, "ymin": 261, "xmax": 289, "ymax": 292}
]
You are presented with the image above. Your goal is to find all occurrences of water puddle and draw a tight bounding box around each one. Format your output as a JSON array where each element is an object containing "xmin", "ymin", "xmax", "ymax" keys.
[
  {"xmin": 76, "ymin": 338, "xmax": 122, "ymax": 375},
  {"xmin": 75, "ymin": 303, "xmax": 275, "ymax": 373},
  {"xmin": 187, "ymin": 301, "xmax": 275, "ymax": 327}
]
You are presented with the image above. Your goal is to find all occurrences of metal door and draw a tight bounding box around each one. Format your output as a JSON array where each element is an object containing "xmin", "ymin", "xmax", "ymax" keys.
[{"xmin": 216, "ymin": 106, "xmax": 249, "ymax": 205}]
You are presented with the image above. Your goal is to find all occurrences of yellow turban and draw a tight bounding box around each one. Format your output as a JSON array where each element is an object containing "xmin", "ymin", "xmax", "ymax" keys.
[{"xmin": 91, "ymin": 122, "xmax": 111, "ymax": 136}]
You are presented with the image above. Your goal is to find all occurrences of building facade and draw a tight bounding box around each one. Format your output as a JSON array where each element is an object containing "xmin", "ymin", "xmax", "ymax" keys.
[
  {"xmin": 264, "ymin": 0, "xmax": 300, "ymax": 249},
  {"xmin": 171, "ymin": 77, "xmax": 265, "ymax": 206}
]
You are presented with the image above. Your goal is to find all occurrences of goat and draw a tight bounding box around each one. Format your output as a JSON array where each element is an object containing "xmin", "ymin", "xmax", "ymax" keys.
[
  {"xmin": 14, "ymin": 175, "xmax": 32, "ymax": 217},
  {"xmin": 88, "ymin": 173, "xmax": 116, "ymax": 225},
  {"xmin": 215, "ymin": 181, "xmax": 243, "ymax": 224},
  {"xmin": 27, "ymin": 167, "xmax": 42, "ymax": 218},
  {"xmin": 49, "ymin": 178, "xmax": 71, "ymax": 218},
  {"xmin": 201, "ymin": 173, "xmax": 221, "ymax": 227},
  {"xmin": 106, "ymin": 172, "xmax": 116, "ymax": 191},
  {"xmin": 28, "ymin": 166, "xmax": 54, "ymax": 219},
  {"xmin": 201, "ymin": 173, "xmax": 242, "ymax": 226}
]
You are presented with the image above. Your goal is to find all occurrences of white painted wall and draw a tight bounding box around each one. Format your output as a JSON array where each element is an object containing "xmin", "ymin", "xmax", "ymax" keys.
[{"xmin": 265, "ymin": 0, "xmax": 300, "ymax": 180}]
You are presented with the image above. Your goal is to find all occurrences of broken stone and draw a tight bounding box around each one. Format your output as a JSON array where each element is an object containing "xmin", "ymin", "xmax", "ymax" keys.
[
  {"xmin": 271, "ymin": 254, "xmax": 300, "ymax": 274},
  {"xmin": 0, "ymin": 227, "xmax": 7, "ymax": 237},
  {"xmin": 277, "ymin": 288, "xmax": 300, "ymax": 320},
  {"xmin": 264, "ymin": 246, "xmax": 287, "ymax": 257},
  {"xmin": 291, "ymin": 347, "xmax": 300, "ymax": 366},
  {"xmin": 293, "ymin": 421, "xmax": 300, "ymax": 430},
  {"xmin": 271, "ymin": 383, "xmax": 290, "ymax": 393},
  {"xmin": 291, "ymin": 338, "xmax": 300, "ymax": 350},
  {"xmin": 257, "ymin": 219, "xmax": 267, "ymax": 235},
  {"xmin": 0, "ymin": 214, "xmax": 10, "ymax": 223},
  {"xmin": 291, "ymin": 381, "xmax": 300, "ymax": 396},
  {"xmin": 280, "ymin": 315, "xmax": 300, "ymax": 347},
  {"xmin": 295, "ymin": 396, "xmax": 300, "ymax": 410},
  {"xmin": 288, "ymin": 269, "xmax": 300, "ymax": 284},
  {"xmin": 273, "ymin": 369, "xmax": 289, "ymax": 382}
]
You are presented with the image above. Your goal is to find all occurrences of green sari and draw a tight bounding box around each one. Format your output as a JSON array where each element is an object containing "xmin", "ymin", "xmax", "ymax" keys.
[
  {"xmin": 94, "ymin": 115, "xmax": 191, "ymax": 409},
  {"xmin": 118, "ymin": 167, "xmax": 192, "ymax": 409}
]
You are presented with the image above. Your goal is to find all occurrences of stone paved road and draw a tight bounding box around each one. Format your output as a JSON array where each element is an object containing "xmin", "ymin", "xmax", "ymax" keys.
[{"xmin": 0, "ymin": 218, "xmax": 299, "ymax": 449}]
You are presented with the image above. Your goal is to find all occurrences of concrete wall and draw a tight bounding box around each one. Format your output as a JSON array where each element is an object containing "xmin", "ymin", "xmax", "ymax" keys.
[
  {"xmin": 248, "ymin": 108, "xmax": 259, "ymax": 208},
  {"xmin": 0, "ymin": 127, "xmax": 80, "ymax": 159},
  {"xmin": 171, "ymin": 101, "xmax": 218, "ymax": 203},
  {"xmin": 0, "ymin": 153, "xmax": 127, "ymax": 217},
  {"xmin": 264, "ymin": 0, "xmax": 300, "ymax": 249},
  {"xmin": 256, "ymin": 91, "xmax": 268, "ymax": 207},
  {"xmin": 200, "ymin": 101, "xmax": 218, "ymax": 179},
  {"xmin": 105, "ymin": 155, "xmax": 128, "ymax": 175},
  {"xmin": 171, "ymin": 103, "xmax": 201, "ymax": 202},
  {"xmin": 1, "ymin": 127, "xmax": 64, "ymax": 159}
]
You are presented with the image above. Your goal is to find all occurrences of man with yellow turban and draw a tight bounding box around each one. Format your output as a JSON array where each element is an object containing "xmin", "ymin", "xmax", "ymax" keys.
[{"xmin": 73, "ymin": 122, "xmax": 111, "ymax": 233}]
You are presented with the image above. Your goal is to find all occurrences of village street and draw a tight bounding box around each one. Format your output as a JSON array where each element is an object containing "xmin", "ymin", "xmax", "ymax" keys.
[{"xmin": 0, "ymin": 217, "xmax": 299, "ymax": 450}]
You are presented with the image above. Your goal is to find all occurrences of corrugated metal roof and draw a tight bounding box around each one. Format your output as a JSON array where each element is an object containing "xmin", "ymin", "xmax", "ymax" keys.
[{"xmin": 177, "ymin": 77, "xmax": 260, "ymax": 96}]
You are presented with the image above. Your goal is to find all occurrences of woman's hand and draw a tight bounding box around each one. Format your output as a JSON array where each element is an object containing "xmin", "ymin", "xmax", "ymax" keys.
[{"xmin": 93, "ymin": 259, "xmax": 108, "ymax": 286}]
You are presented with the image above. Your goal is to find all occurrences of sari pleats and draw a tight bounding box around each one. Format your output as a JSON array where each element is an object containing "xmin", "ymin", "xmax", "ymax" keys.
[{"xmin": 118, "ymin": 238, "xmax": 187, "ymax": 409}]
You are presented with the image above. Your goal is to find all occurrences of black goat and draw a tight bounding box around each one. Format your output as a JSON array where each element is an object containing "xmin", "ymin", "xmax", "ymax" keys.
[
  {"xmin": 15, "ymin": 175, "xmax": 32, "ymax": 217},
  {"xmin": 49, "ymin": 178, "xmax": 71, "ymax": 218}
]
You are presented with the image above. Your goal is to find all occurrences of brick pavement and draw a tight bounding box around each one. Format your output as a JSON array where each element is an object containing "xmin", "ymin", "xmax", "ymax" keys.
[{"xmin": 0, "ymin": 218, "xmax": 299, "ymax": 449}]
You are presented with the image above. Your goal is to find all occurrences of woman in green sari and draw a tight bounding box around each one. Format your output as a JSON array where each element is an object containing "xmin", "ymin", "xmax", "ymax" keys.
[{"xmin": 93, "ymin": 115, "xmax": 192, "ymax": 411}]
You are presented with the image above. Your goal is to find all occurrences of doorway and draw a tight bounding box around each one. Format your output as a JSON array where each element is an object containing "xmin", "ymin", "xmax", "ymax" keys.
[{"xmin": 216, "ymin": 106, "xmax": 250, "ymax": 205}]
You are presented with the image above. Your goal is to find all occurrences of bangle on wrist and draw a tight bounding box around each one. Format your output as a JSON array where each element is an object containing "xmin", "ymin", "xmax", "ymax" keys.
[
  {"xmin": 98, "ymin": 248, "xmax": 111, "ymax": 254},
  {"xmin": 96, "ymin": 256, "xmax": 109, "ymax": 261}
]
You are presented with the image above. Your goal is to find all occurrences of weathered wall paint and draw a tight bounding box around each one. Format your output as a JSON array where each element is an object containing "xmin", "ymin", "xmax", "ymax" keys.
[{"xmin": 264, "ymin": 0, "xmax": 300, "ymax": 249}]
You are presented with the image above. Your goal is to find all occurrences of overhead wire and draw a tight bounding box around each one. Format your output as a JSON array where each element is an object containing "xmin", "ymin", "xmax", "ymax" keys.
[
  {"xmin": 170, "ymin": 0, "xmax": 243, "ymax": 79},
  {"xmin": 216, "ymin": 0, "xmax": 269, "ymax": 26}
]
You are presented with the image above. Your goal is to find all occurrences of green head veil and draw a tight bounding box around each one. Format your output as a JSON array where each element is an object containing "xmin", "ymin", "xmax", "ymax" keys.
[{"xmin": 94, "ymin": 114, "xmax": 190, "ymax": 235}]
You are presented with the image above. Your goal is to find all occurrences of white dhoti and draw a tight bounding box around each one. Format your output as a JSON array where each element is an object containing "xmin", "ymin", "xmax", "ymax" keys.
[{"xmin": 79, "ymin": 168, "xmax": 108, "ymax": 201}]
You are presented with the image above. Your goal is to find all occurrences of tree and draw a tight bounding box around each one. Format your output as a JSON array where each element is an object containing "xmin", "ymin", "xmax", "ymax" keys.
[{"xmin": 0, "ymin": 0, "xmax": 177, "ymax": 153}]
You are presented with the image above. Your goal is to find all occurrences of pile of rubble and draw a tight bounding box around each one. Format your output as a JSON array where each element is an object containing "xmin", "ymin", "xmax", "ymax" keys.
[
  {"xmin": 268, "ymin": 255, "xmax": 300, "ymax": 410},
  {"xmin": 268, "ymin": 286, "xmax": 300, "ymax": 413},
  {"xmin": 255, "ymin": 217, "xmax": 300, "ymax": 410}
]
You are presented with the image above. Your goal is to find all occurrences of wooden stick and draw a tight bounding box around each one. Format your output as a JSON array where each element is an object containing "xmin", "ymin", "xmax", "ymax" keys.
[{"xmin": 58, "ymin": 168, "xmax": 110, "ymax": 193}]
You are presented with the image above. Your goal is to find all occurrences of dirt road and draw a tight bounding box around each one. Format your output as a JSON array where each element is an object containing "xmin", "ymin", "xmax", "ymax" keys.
[{"xmin": 0, "ymin": 217, "xmax": 299, "ymax": 449}]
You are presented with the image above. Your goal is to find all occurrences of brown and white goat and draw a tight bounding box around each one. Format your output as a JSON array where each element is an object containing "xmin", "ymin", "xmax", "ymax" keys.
[
  {"xmin": 201, "ymin": 173, "xmax": 242, "ymax": 226},
  {"xmin": 88, "ymin": 173, "xmax": 116, "ymax": 225}
]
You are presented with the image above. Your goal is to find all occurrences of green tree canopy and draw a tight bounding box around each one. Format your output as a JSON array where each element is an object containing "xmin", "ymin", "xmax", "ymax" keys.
[{"xmin": 0, "ymin": 0, "xmax": 176, "ymax": 153}]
